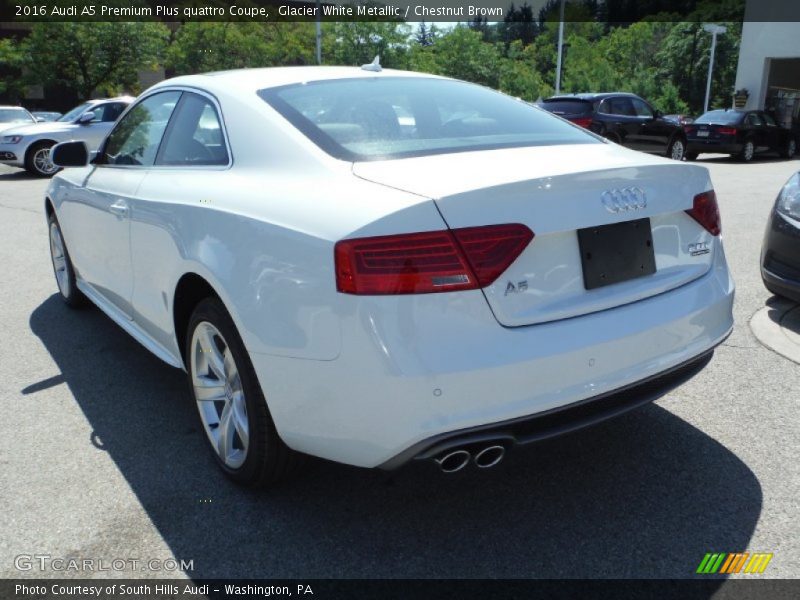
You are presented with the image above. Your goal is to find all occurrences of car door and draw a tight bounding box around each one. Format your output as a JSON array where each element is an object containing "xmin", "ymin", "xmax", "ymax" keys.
[
  {"xmin": 744, "ymin": 112, "xmax": 767, "ymax": 152},
  {"xmin": 599, "ymin": 96, "xmax": 643, "ymax": 150},
  {"xmin": 61, "ymin": 91, "xmax": 181, "ymax": 318},
  {"xmin": 78, "ymin": 102, "xmax": 129, "ymax": 151},
  {"xmin": 760, "ymin": 112, "xmax": 784, "ymax": 152},
  {"xmin": 631, "ymin": 97, "xmax": 671, "ymax": 154},
  {"xmin": 130, "ymin": 90, "xmax": 232, "ymax": 351}
]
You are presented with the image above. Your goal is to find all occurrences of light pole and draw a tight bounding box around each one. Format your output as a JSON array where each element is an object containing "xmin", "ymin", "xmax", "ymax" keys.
[
  {"xmin": 555, "ymin": 0, "xmax": 565, "ymax": 94},
  {"xmin": 702, "ymin": 24, "xmax": 726, "ymax": 113},
  {"xmin": 315, "ymin": 0, "xmax": 322, "ymax": 65}
]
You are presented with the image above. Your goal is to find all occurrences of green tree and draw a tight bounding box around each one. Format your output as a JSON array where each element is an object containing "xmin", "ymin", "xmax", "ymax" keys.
[
  {"xmin": 0, "ymin": 38, "xmax": 26, "ymax": 102},
  {"xmin": 22, "ymin": 22, "xmax": 169, "ymax": 99},
  {"xmin": 167, "ymin": 22, "xmax": 316, "ymax": 75},
  {"xmin": 322, "ymin": 22, "xmax": 411, "ymax": 68}
]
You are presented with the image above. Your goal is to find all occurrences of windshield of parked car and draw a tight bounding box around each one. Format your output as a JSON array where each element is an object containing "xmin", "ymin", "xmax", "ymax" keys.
[
  {"xmin": 259, "ymin": 77, "xmax": 599, "ymax": 161},
  {"xmin": 695, "ymin": 110, "xmax": 744, "ymax": 125},
  {"xmin": 58, "ymin": 102, "xmax": 93, "ymax": 122},
  {"xmin": 0, "ymin": 108, "xmax": 34, "ymax": 124}
]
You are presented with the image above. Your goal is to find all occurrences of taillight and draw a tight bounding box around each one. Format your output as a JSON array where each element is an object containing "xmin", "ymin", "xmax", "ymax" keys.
[
  {"xmin": 334, "ymin": 224, "xmax": 534, "ymax": 295},
  {"xmin": 686, "ymin": 190, "xmax": 721, "ymax": 236},
  {"xmin": 717, "ymin": 127, "xmax": 737, "ymax": 135},
  {"xmin": 569, "ymin": 117, "xmax": 593, "ymax": 129},
  {"xmin": 683, "ymin": 125, "xmax": 695, "ymax": 134}
]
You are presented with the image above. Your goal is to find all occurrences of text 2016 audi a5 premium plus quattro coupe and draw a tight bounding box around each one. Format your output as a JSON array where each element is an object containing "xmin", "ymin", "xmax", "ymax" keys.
[{"xmin": 45, "ymin": 67, "xmax": 734, "ymax": 486}]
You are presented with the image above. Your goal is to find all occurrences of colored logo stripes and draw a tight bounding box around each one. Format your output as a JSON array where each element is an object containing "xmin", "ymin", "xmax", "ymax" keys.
[{"xmin": 696, "ymin": 552, "xmax": 773, "ymax": 574}]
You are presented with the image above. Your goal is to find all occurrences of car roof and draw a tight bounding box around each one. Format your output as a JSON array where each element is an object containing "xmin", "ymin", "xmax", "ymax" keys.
[
  {"xmin": 87, "ymin": 96, "xmax": 135, "ymax": 104},
  {"xmin": 152, "ymin": 66, "xmax": 445, "ymax": 94},
  {"xmin": 546, "ymin": 92, "xmax": 640, "ymax": 101}
]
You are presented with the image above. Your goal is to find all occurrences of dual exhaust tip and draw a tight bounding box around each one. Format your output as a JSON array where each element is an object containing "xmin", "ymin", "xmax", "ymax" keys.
[{"xmin": 434, "ymin": 444, "xmax": 506, "ymax": 473}]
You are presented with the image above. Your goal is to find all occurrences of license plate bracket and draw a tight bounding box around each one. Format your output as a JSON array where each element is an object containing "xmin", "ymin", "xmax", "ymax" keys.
[{"xmin": 577, "ymin": 218, "xmax": 656, "ymax": 290}]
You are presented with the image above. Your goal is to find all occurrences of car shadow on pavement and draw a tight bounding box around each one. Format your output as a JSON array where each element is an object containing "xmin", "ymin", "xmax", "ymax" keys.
[{"xmin": 29, "ymin": 294, "xmax": 762, "ymax": 580}]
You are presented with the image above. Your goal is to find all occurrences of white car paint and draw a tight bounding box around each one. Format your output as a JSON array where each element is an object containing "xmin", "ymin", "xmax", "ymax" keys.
[{"xmin": 45, "ymin": 67, "xmax": 734, "ymax": 471}]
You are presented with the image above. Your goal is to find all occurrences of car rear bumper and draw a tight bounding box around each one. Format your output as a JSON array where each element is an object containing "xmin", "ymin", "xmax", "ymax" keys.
[
  {"xmin": 251, "ymin": 241, "xmax": 735, "ymax": 468},
  {"xmin": 762, "ymin": 210, "xmax": 800, "ymax": 303},
  {"xmin": 686, "ymin": 140, "xmax": 741, "ymax": 155}
]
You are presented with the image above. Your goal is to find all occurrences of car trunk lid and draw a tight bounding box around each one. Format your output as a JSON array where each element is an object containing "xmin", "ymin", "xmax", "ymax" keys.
[{"xmin": 353, "ymin": 144, "xmax": 716, "ymax": 327}]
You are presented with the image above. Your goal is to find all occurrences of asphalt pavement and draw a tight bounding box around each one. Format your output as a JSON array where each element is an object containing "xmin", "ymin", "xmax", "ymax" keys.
[{"xmin": 0, "ymin": 154, "xmax": 798, "ymax": 580}]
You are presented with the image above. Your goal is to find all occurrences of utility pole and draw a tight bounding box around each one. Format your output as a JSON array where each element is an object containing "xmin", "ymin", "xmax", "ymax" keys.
[
  {"xmin": 315, "ymin": 0, "xmax": 322, "ymax": 65},
  {"xmin": 702, "ymin": 24, "xmax": 727, "ymax": 113},
  {"xmin": 555, "ymin": 0, "xmax": 565, "ymax": 94}
]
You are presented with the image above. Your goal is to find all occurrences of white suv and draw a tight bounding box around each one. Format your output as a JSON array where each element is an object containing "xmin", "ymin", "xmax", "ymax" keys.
[{"xmin": 0, "ymin": 96, "xmax": 132, "ymax": 176}]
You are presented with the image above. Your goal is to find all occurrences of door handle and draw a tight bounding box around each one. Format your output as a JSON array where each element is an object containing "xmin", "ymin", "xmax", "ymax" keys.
[{"xmin": 108, "ymin": 199, "xmax": 129, "ymax": 218}]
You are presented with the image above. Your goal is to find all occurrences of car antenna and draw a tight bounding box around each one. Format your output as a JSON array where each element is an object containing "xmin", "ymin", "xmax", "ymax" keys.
[{"xmin": 361, "ymin": 56, "xmax": 382, "ymax": 72}]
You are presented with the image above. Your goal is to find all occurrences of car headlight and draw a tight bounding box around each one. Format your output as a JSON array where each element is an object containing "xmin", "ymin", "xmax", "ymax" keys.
[
  {"xmin": 776, "ymin": 172, "xmax": 800, "ymax": 221},
  {"xmin": 1, "ymin": 135, "xmax": 22, "ymax": 144}
]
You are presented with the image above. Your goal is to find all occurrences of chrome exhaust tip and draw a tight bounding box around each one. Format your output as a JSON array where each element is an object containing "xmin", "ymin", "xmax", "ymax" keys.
[
  {"xmin": 435, "ymin": 449, "xmax": 471, "ymax": 473},
  {"xmin": 474, "ymin": 445, "xmax": 505, "ymax": 469}
]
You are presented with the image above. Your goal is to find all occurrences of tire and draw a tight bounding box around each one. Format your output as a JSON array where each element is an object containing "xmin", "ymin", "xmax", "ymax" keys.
[
  {"xmin": 737, "ymin": 139, "xmax": 755, "ymax": 162},
  {"xmin": 781, "ymin": 138, "xmax": 796, "ymax": 159},
  {"xmin": 186, "ymin": 297, "xmax": 305, "ymax": 487},
  {"xmin": 25, "ymin": 141, "xmax": 60, "ymax": 177},
  {"xmin": 48, "ymin": 213, "xmax": 87, "ymax": 308},
  {"xmin": 685, "ymin": 152, "xmax": 698, "ymax": 161},
  {"xmin": 667, "ymin": 137, "xmax": 686, "ymax": 161}
]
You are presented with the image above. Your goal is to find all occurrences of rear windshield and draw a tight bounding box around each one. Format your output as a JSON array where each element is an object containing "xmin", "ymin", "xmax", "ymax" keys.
[
  {"xmin": 695, "ymin": 110, "xmax": 744, "ymax": 125},
  {"xmin": 540, "ymin": 99, "xmax": 592, "ymax": 115},
  {"xmin": 0, "ymin": 108, "xmax": 34, "ymax": 124},
  {"xmin": 258, "ymin": 77, "xmax": 598, "ymax": 161}
]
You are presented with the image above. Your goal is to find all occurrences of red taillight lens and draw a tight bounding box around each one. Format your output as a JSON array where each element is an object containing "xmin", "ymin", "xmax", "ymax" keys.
[
  {"xmin": 717, "ymin": 127, "xmax": 737, "ymax": 135},
  {"xmin": 569, "ymin": 117, "xmax": 593, "ymax": 129},
  {"xmin": 684, "ymin": 125, "xmax": 696, "ymax": 134},
  {"xmin": 686, "ymin": 190, "xmax": 721, "ymax": 236},
  {"xmin": 335, "ymin": 224, "xmax": 534, "ymax": 295}
]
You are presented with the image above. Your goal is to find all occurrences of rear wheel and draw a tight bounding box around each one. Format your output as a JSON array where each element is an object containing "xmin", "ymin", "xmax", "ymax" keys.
[
  {"xmin": 667, "ymin": 137, "xmax": 686, "ymax": 161},
  {"xmin": 25, "ymin": 141, "xmax": 60, "ymax": 177},
  {"xmin": 737, "ymin": 139, "xmax": 755, "ymax": 162},
  {"xmin": 186, "ymin": 297, "xmax": 304, "ymax": 487},
  {"xmin": 48, "ymin": 213, "xmax": 87, "ymax": 308},
  {"xmin": 781, "ymin": 138, "xmax": 796, "ymax": 159}
]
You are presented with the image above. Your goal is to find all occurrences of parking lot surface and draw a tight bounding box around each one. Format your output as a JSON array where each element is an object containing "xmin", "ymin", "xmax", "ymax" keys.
[{"xmin": 1, "ymin": 155, "xmax": 799, "ymax": 579}]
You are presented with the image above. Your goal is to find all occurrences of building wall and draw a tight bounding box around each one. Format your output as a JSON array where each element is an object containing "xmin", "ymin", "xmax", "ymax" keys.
[{"xmin": 734, "ymin": 21, "xmax": 800, "ymax": 110}]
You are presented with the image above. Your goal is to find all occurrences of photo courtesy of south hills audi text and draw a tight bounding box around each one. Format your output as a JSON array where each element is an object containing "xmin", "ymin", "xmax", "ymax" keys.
[{"xmin": 14, "ymin": 583, "xmax": 315, "ymax": 597}]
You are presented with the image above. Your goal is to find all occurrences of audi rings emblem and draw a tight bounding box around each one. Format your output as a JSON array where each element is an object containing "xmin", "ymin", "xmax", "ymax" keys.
[{"xmin": 600, "ymin": 187, "xmax": 647, "ymax": 213}]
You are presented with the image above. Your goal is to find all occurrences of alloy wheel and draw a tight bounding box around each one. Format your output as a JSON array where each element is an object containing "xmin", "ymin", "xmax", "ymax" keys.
[
  {"xmin": 191, "ymin": 322, "xmax": 249, "ymax": 469},
  {"xmin": 743, "ymin": 141, "xmax": 754, "ymax": 161},
  {"xmin": 33, "ymin": 146, "xmax": 58, "ymax": 175},
  {"xmin": 49, "ymin": 221, "xmax": 70, "ymax": 296},
  {"xmin": 671, "ymin": 139, "xmax": 685, "ymax": 161}
]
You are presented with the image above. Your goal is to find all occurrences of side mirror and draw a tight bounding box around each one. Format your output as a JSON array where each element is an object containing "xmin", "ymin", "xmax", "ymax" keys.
[
  {"xmin": 653, "ymin": 109, "xmax": 663, "ymax": 119},
  {"xmin": 77, "ymin": 111, "xmax": 95, "ymax": 125},
  {"xmin": 51, "ymin": 141, "xmax": 89, "ymax": 168}
]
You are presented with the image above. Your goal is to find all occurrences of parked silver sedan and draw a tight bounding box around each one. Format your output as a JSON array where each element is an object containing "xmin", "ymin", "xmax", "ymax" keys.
[{"xmin": 0, "ymin": 97, "xmax": 132, "ymax": 176}]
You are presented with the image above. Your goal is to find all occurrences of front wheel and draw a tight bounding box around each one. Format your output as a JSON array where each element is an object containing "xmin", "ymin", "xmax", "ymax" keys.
[
  {"xmin": 186, "ymin": 297, "xmax": 304, "ymax": 487},
  {"xmin": 25, "ymin": 141, "xmax": 60, "ymax": 177},
  {"xmin": 667, "ymin": 137, "xmax": 686, "ymax": 161}
]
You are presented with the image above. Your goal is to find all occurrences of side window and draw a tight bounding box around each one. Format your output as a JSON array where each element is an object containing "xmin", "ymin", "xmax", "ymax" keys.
[
  {"xmin": 97, "ymin": 102, "xmax": 127, "ymax": 122},
  {"xmin": 157, "ymin": 93, "xmax": 229, "ymax": 166},
  {"xmin": 609, "ymin": 97, "xmax": 636, "ymax": 116},
  {"xmin": 102, "ymin": 91, "xmax": 181, "ymax": 166},
  {"xmin": 631, "ymin": 98, "xmax": 654, "ymax": 118},
  {"xmin": 762, "ymin": 113, "xmax": 777, "ymax": 127},
  {"xmin": 597, "ymin": 99, "xmax": 612, "ymax": 115},
  {"xmin": 746, "ymin": 113, "xmax": 764, "ymax": 127}
]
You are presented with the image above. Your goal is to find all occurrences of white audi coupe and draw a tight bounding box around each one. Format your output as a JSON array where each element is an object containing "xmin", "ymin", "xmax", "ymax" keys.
[{"xmin": 46, "ymin": 67, "xmax": 734, "ymax": 486}]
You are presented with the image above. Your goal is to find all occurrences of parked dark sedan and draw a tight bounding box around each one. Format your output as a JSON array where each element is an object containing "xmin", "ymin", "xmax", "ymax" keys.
[
  {"xmin": 762, "ymin": 172, "xmax": 800, "ymax": 303},
  {"xmin": 685, "ymin": 109, "xmax": 796, "ymax": 162},
  {"xmin": 540, "ymin": 92, "xmax": 687, "ymax": 160}
]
